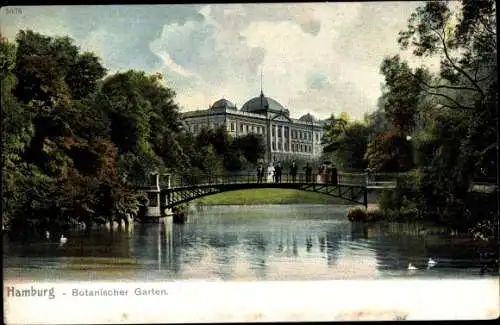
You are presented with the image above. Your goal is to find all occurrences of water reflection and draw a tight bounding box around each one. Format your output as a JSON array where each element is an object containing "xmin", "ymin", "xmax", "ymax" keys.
[
  {"xmin": 3, "ymin": 205, "xmax": 494, "ymax": 281},
  {"xmin": 306, "ymin": 235, "xmax": 313, "ymax": 252}
]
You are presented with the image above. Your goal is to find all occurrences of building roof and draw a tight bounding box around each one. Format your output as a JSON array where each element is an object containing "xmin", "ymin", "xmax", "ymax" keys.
[
  {"xmin": 298, "ymin": 113, "xmax": 317, "ymax": 122},
  {"xmin": 241, "ymin": 92, "xmax": 290, "ymax": 115},
  {"xmin": 211, "ymin": 98, "xmax": 237, "ymax": 110}
]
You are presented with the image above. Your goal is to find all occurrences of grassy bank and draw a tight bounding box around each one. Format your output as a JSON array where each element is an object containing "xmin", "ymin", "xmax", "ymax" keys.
[{"xmin": 192, "ymin": 189, "xmax": 350, "ymax": 205}]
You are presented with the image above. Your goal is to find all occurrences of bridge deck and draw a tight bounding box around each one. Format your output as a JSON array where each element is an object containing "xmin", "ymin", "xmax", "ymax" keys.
[{"xmin": 164, "ymin": 181, "xmax": 397, "ymax": 191}]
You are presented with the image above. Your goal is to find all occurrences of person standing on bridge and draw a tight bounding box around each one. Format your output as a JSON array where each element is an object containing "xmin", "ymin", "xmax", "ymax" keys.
[
  {"xmin": 260, "ymin": 163, "xmax": 265, "ymax": 183},
  {"xmin": 304, "ymin": 163, "xmax": 312, "ymax": 183},
  {"xmin": 275, "ymin": 161, "xmax": 282, "ymax": 183},
  {"xmin": 257, "ymin": 163, "xmax": 264, "ymax": 183},
  {"xmin": 290, "ymin": 160, "xmax": 298, "ymax": 183}
]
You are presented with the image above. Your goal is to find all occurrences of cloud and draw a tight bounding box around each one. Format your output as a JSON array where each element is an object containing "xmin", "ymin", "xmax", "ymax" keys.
[{"xmin": 2, "ymin": 3, "xmax": 442, "ymax": 121}]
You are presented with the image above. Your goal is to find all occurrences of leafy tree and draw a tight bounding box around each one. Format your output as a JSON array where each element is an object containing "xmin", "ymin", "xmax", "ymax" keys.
[
  {"xmin": 232, "ymin": 133, "xmax": 265, "ymax": 165},
  {"xmin": 372, "ymin": 0, "xmax": 498, "ymax": 235},
  {"xmin": 1, "ymin": 35, "xmax": 35, "ymax": 228},
  {"xmin": 321, "ymin": 114, "xmax": 347, "ymax": 147},
  {"xmin": 365, "ymin": 129, "xmax": 413, "ymax": 172},
  {"xmin": 379, "ymin": 55, "xmax": 428, "ymax": 134},
  {"xmin": 398, "ymin": 0, "xmax": 497, "ymax": 178}
]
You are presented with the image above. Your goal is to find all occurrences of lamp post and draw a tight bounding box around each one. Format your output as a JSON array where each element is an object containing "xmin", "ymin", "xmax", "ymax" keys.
[
  {"xmin": 266, "ymin": 113, "xmax": 272, "ymax": 164},
  {"xmin": 309, "ymin": 116, "xmax": 314, "ymax": 162}
]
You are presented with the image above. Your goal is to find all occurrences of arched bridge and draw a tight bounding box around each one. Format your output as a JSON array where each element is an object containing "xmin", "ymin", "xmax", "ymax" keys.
[{"xmin": 135, "ymin": 172, "xmax": 400, "ymax": 216}]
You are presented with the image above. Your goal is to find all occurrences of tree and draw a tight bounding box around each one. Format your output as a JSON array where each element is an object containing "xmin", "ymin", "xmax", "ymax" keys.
[
  {"xmin": 398, "ymin": 1, "xmax": 497, "ymax": 177},
  {"xmin": 322, "ymin": 114, "xmax": 372, "ymax": 170},
  {"xmin": 321, "ymin": 114, "xmax": 347, "ymax": 149},
  {"xmin": 365, "ymin": 129, "xmax": 413, "ymax": 172},
  {"xmin": 232, "ymin": 134, "xmax": 265, "ymax": 165},
  {"xmin": 1, "ymin": 35, "xmax": 35, "ymax": 228},
  {"xmin": 379, "ymin": 55, "xmax": 428, "ymax": 134},
  {"xmin": 390, "ymin": 0, "xmax": 498, "ymax": 231}
]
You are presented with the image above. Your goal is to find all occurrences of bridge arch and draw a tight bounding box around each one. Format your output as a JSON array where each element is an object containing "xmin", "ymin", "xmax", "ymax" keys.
[{"xmin": 161, "ymin": 182, "xmax": 369, "ymax": 210}]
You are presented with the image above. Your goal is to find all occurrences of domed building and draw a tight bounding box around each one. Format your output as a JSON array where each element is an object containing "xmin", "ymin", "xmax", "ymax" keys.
[
  {"xmin": 182, "ymin": 91, "xmax": 326, "ymax": 163},
  {"xmin": 210, "ymin": 98, "xmax": 237, "ymax": 111},
  {"xmin": 241, "ymin": 92, "xmax": 290, "ymax": 116}
]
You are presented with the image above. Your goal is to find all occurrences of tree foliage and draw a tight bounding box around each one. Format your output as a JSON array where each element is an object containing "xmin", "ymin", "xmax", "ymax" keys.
[
  {"xmin": 364, "ymin": 0, "xmax": 497, "ymax": 234},
  {"xmin": 320, "ymin": 1, "xmax": 498, "ymax": 236},
  {"xmin": 2, "ymin": 30, "xmax": 267, "ymax": 238}
]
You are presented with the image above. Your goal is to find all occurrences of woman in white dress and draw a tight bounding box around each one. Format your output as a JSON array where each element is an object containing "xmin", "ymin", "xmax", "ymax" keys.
[{"xmin": 266, "ymin": 163, "xmax": 275, "ymax": 183}]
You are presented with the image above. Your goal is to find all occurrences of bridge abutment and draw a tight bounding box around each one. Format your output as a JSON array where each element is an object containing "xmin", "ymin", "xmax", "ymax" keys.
[
  {"xmin": 145, "ymin": 173, "xmax": 161, "ymax": 218},
  {"xmin": 160, "ymin": 174, "xmax": 173, "ymax": 218}
]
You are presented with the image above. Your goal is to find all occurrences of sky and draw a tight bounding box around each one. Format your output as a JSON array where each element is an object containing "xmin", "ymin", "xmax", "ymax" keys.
[{"xmin": 1, "ymin": 3, "xmax": 441, "ymax": 120}]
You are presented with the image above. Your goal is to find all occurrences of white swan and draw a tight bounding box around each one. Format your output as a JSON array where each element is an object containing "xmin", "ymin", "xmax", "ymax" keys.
[
  {"xmin": 60, "ymin": 235, "xmax": 67, "ymax": 245},
  {"xmin": 45, "ymin": 230, "xmax": 50, "ymax": 239},
  {"xmin": 408, "ymin": 263, "xmax": 417, "ymax": 270},
  {"xmin": 428, "ymin": 258, "xmax": 437, "ymax": 268}
]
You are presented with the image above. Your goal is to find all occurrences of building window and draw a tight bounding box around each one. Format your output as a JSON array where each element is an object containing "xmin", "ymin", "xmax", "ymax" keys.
[
  {"xmin": 231, "ymin": 122, "xmax": 235, "ymax": 131},
  {"xmin": 272, "ymin": 126, "xmax": 275, "ymax": 137},
  {"xmin": 284, "ymin": 126, "xmax": 289, "ymax": 138},
  {"xmin": 246, "ymin": 125, "xmax": 249, "ymax": 132},
  {"xmin": 252, "ymin": 125, "xmax": 255, "ymax": 132},
  {"xmin": 272, "ymin": 142, "xmax": 276, "ymax": 150},
  {"xmin": 240, "ymin": 124, "xmax": 244, "ymax": 132}
]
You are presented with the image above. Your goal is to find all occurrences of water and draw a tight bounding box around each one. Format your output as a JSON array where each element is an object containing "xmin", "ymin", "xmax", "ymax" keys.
[{"xmin": 3, "ymin": 205, "xmax": 495, "ymax": 281}]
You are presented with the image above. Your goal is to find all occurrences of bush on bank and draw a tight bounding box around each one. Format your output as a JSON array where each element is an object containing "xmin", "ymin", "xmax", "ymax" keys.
[{"xmin": 347, "ymin": 207, "xmax": 383, "ymax": 222}]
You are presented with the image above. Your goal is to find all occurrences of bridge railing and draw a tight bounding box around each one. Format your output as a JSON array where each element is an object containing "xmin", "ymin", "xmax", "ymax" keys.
[{"xmin": 165, "ymin": 171, "xmax": 400, "ymax": 188}]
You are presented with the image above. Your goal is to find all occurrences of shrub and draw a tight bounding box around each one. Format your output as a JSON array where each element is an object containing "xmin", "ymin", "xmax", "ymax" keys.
[
  {"xmin": 347, "ymin": 206, "xmax": 368, "ymax": 222},
  {"xmin": 366, "ymin": 209, "xmax": 384, "ymax": 221}
]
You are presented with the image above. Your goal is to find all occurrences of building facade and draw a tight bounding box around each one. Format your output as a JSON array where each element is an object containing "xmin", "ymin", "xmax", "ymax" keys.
[{"xmin": 181, "ymin": 91, "xmax": 327, "ymax": 163}]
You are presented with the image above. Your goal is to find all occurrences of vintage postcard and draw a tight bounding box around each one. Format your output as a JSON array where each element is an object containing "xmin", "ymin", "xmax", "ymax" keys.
[{"xmin": 2, "ymin": 2, "xmax": 499, "ymax": 323}]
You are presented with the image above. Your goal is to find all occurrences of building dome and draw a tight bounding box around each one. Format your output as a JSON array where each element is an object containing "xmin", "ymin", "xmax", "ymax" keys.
[
  {"xmin": 299, "ymin": 113, "xmax": 317, "ymax": 122},
  {"xmin": 211, "ymin": 98, "xmax": 237, "ymax": 110},
  {"xmin": 241, "ymin": 92, "xmax": 290, "ymax": 115}
]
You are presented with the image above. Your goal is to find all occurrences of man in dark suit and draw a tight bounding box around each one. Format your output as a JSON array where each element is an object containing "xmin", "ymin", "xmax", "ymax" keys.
[
  {"xmin": 257, "ymin": 163, "xmax": 263, "ymax": 183},
  {"xmin": 304, "ymin": 163, "xmax": 312, "ymax": 183},
  {"xmin": 275, "ymin": 161, "xmax": 282, "ymax": 183},
  {"xmin": 290, "ymin": 160, "xmax": 298, "ymax": 183}
]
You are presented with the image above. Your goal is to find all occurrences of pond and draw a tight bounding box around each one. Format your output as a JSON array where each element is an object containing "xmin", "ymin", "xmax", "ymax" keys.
[{"xmin": 3, "ymin": 204, "xmax": 494, "ymax": 281}]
